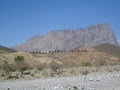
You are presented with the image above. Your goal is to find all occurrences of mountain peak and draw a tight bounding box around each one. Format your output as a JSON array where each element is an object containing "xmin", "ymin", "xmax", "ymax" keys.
[{"xmin": 11, "ymin": 23, "xmax": 119, "ymax": 52}]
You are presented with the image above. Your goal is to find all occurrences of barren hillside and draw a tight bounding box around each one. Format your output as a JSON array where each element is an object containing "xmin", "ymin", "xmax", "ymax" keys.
[{"xmin": 95, "ymin": 43, "xmax": 120, "ymax": 58}]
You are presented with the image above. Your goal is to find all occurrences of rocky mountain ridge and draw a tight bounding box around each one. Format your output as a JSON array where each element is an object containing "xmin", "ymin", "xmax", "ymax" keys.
[{"xmin": 11, "ymin": 23, "xmax": 119, "ymax": 52}]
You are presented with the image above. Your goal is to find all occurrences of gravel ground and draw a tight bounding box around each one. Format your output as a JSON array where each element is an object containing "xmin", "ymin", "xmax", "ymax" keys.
[{"xmin": 0, "ymin": 71, "xmax": 120, "ymax": 90}]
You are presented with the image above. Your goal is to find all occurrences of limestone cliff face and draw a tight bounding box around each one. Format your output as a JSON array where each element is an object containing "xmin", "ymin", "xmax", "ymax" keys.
[{"xmin": 11, "ymin": 23, "xmax": 119, "ymax": 52}]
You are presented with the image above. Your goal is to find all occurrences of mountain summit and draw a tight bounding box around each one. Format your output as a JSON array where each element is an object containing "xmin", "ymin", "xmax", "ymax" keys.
[{"xmin": 11, "ymin": 23, "xmax": 119, "ymax": 52}]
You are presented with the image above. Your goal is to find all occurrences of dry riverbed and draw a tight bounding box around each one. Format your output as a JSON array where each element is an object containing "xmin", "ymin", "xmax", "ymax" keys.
[{"xmin": 0, "ymin": 70, "xmax": 120, "ymax": 90}]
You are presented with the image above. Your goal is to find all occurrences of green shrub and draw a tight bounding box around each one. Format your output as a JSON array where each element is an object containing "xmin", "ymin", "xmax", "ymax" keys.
[{"xmin": 14, "ymin": 56, "xmax": 24, "ymax": 62}]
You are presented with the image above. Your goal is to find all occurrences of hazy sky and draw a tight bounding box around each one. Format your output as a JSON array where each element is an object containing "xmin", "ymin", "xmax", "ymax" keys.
[{"xmin": 0, "ymin": 0, "xmax": 120, "ymax": 47}]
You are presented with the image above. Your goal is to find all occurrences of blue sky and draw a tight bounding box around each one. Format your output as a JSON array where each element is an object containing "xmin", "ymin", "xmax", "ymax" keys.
[{"xmin": 0, "ymin": 0, "xmax": 120, "ymax": 47}]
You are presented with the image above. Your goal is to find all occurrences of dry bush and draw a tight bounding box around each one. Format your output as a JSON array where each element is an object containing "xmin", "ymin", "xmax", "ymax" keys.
[
  {"xmin": 82, "ymin": 62, "xmax": 92, "ymax": 67},
  {"xmin": 80, "ymin": 70, "xmax": 89, "ymax": 75},
  {"xmin": 1, "ymin": 63, "xmax": 16, "ymax": 72},
  {"xmin": 35, "ymin": 63, "xmax": 45, "ymax": 71},
  {"xmin": 1, "ymin": 61, "xmax": 30, "ymax": 73},
  {"xmin": 15, "ymin": 61, "xmax": 30, "ymax": 73},
  {"xmin": 49, "ymin": 61, "xmax": 61, "ymax": 72},
  {"xmin": 62, "ymin": 61, "xmax": 76, "ymax": 68},
  {"xmin": 0, "ymin": 60, "xmax": 16, "ymax": 72},
  {"xmin": 94, "ymin": 59, "xmax": 107, "ymax": 66},
  {"xmin": 14, "ymin": 56, "xmax": 30, "ymax": 73}
]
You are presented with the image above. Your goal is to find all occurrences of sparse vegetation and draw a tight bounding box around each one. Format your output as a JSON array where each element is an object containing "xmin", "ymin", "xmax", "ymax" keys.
[
  {"xmin": 16, "ymin": 61, "xmax": 29, "ymax": 73},
  {"xmin": 92, "ymin": 56, "xmax": 107, "ymax": 67},
  {"xmin": 0, "ymin": 42, "xmax": 120, "ymax": 81}
]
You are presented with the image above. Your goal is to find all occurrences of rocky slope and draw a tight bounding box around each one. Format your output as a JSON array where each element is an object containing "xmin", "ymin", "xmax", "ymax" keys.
[
  {"xmin": 11, "ymin": 23, "xmax": 119, "ymax": 52},
  {"xmin": 0, "ymin": 45, "xmax": 16, "ymax": 54},
  {"xmin": 47, "ymin": 45, "xmax": 120, "ymax": 67},
  {"xmin": 95, "ymin": 43, "xmax": 120, "ymax": 58}
]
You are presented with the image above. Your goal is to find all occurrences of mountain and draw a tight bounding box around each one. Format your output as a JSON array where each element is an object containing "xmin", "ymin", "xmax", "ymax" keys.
[
  {"xmin": 0, "ymin": 45, "xmax": 16, "ymax": 54},
  {"xmin": 95, "ymin": 43, "xmax": 120, "ymax": 58},
  {"xmin": 11, "ymin": 23, "xmax": 119, "ymax": 52}
]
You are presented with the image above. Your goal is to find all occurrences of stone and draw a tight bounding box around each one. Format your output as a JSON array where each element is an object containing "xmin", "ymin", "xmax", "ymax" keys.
[
  {"xmin": 10, "ymin": 71, "xmax": 22, "ymax": 78},
  {"xmin": 23, "ymin": 70, "xmax": 31, "ymax": 75}
]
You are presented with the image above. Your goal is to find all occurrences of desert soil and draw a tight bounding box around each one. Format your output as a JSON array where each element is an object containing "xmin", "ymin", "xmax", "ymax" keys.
[{"xmin": 0, "ymin": 71, "xmax": 120, "ymax": 90}]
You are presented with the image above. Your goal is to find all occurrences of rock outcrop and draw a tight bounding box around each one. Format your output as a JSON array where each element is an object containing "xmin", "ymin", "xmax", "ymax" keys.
[{"xmin": 11, "ymin": 23, "xmax": 119, "ymax": 52}]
